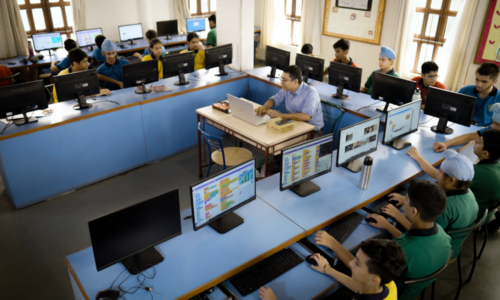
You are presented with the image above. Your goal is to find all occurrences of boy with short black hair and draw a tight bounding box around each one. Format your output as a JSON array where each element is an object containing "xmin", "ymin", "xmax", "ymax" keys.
[
  {"xmin": 360, "ymin": 46, "xmax": 400, "ymax": 95},
  {"xmin": 411, "ymin": 61, "xmax": 446, "ymax": 106},
  {"xmin": 133, "ymin": 30, "xmax": 166, "ymax": 59},
  {"xmin": 301, "ymin": 43, "xmax": 313, "ymax": 56},
  {"xmin": 50, "ymin": 39, "xmax": 78, "ymax": 73},
  {"xmin": 92, "ymin": 35, "xmax": 107, "ymax": 66},
  {"xmin": 96, "ymin": 39, "xmax": 130, "ymax": 90},
  {"xmin": 207, "ymin": 14, "xmax": 217, "ymax": 48},
  {"xmin": 324, "ymin": 39, "xmax": 359, "ymax": 78},
  {"xmin": 142, "ymin": 38, "xmax": 164, "ymax": 79}
]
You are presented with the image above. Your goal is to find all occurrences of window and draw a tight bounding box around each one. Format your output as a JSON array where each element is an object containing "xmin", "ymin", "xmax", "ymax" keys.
[
  {"xmin": 411, "ymin": 0, "xmax": 463, "ymax": 73},
  {"xmin": 284, "ymin": 0, "xmax": 302, "ymax": 46},
  {"xmin": 189, "ymin": 0, "xmax": 216, "ymax": 17}
]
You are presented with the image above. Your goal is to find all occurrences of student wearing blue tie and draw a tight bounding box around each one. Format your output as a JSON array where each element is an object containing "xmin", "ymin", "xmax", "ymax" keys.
[{"xmin": 96, "ymin": 39, "xmax": 129, "ymax": 90}]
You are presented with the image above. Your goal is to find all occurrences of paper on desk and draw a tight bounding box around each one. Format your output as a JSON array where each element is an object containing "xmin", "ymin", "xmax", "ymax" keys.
[{"xmin": 0, "ymin": 110, "xmax": 51, "ymax": 124}]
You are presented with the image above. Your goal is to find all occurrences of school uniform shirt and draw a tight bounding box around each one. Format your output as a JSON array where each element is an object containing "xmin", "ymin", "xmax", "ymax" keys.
[
  {"xmin": 143, "ymin": 45, "xmax": 167, "ymax": 56},
  {"xmin": 333, "ymin": 57, "xmax": 360, "ymax": 68},
  {"xmin": 270, "ymin": 82, "xmax": 324, "ymax": 131},
  {"xmin": 142, "ymin": 53, "xmax": 163, "ymax": 79},
  {"xmin": 207, "ymin": 27, "xmax": 217, "ymax": 47},
  {"xmin": 364, "ymin": 69, "xmax": 401, "ymax": 95},
  {"xmin": 52, "ymin": 68, "xmax": 71, "ymax": 103},
  {"xmin": 458, "ymin": 85, "xmax": 500, "ymax": 126},
  {"xmin": 436, "ymin": 189, "xmax": 478, "ymax": 259},
  {"xmin": 56, "ymin": 57, "xmax": 70, "ymax": 71},
  {"xmin": 470, "ymin": 159, "xmax": 500, "ymax": 216},
  {"xmin": 352, "ymin": 281, "xmax": 398, "ymax": 300},
  {"xmin": 96, "ymin": 59, "xmax": 130, "ymax": 90},
  {"xmin": 180, "ymin": 49, "xmax": 205, "ymax": 71},
  {"xmin": 92, "ymin": 47, "xmax": 107, "ymax": 66},
  {"xmin": 394, "ymin": 223, "xmax": 451, "ymax": 300},
  {"xmin": 410, "ymin": 76, "xmax": 446, "ymax": 105},
  {"xmin": 0, "ymin": 65, "xmax": 13, "ymax": 87}
]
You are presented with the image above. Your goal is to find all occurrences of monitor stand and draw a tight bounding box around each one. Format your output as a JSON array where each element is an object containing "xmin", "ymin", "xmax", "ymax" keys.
[
  {"xmin": 164, "ymin": 34, "xmax": 172, "ymax": 40},
  {"xmin": 431, "ymin": 116, "xmax": 453, "ymax": 135},
  {"xmin": 386, "ymin": 138, "xmax": 412, "ymax": 150},
  {"xmin": 13, "ymin": 108, "xmax": 38, "ymax": 125},
  {"xmin": 74, "ymin": 93, "xmax": 92, "ymax": 110},
  {"xmin": 135, "ymin": 82, "xmax": 152, "ymax": 94},
  {"xmin": 289, "ymin": 180, "xmax": 321, "ymax": 197},
  {"xmin": 174, "ymin": 71, "xmax": 189, "ymax": 86},
  {"xmin": 332, "ymin": 83, "xmax": 349, "ymax": 99},
  {"xmin": 342, "ymin": 159, "xmax": 363, "ymax": 173},
  {"xmin": 46, "ymin": 49, "xmax": 54, "ymax": 57},
  {"xmin": 375, "ymin": 100, "xmax": 392, "ymax": 113},
  {"xmin": 88, "ymin": 45, "xmax": 94, "ymax": 51},
  {"xmin": 302, "ymin": 73, "xmax": 310, "ymax": 84},
  {"xmin": 267, "ymin": 64, "xmax": 278, "ymax": 78},
  {"xmin": 209, "ymin": 212, "xmax": 244, "ymax": 234},
  {"xmin": 128, "ymin": 39, "xmax": 136, "ymax": 45},
  {"xmin": 121, "ymin": 247, "xmax": 164, "ymax": 275},
  {"xmin": 215, "ymin": 62, "xmax": 228, "ymax": 76}
]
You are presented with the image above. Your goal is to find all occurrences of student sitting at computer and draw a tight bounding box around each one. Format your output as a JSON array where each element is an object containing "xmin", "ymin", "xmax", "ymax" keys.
[
  {"xmin": 96, "ymin": 39, "xmax": 130, "ymax": 90},
  {"xmin": 301, "ymin": 44, "xmax": 313, "ymax": 56},
  {"xmin": 0, "ymin": 65, "xmax": 15, "ymax": 87},
  {"xmin": 255, "ymin": 65, "xmax": 324, "ymax": 134},
  {"xmin": 366, "ymin": 180, "xmax": 451, "ymax": 300},
  {"xmin": 142, "ymin": 38, "xmax": 164, "ymax": 79},
  {"xmin": 50, "ymin": 39, "xmax": 77, "ymax": 74},
  {"xmin": 132, "ymin": 30, "xmax": 167, "ymax": 59},
  {"xmin": 180, "ymin": 32, "xmax": 205, "ymax": 71},
  {"xmin": 411, "ymin": 61, "xmax": 446, "ymax": 107},
  {"xmin": 360, "ymin": 47, "xmax": 400, "ymax": 95},
  {"xmin": 92, "ymin": 35, "xmax": 107, "ymax": 67},
  {"xmin": 323, "ymin": 39, "xmax": 359, "ymax": 78},
  {"xmin": 207, "ymin": 14, "xmax": 217, "ymax": 48},
  {"xmin": 52, "ymin": 49, "xmax": 111, "ymax": 103},
  {"xmin": 259, "ymin": 240, "xmax": 406, "ymax": 300}
]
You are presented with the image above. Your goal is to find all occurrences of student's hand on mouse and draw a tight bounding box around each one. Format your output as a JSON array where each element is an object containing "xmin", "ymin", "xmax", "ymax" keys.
[
  {"xmin": 388, "ymin": 193, "xmax": 405, "ymax": 206},
  {"xmin": 433, "ymin": 141, "xmax": 448, "ymax": 152},
  {"xmin": 259, "ymin": 287, "xmax": 278, "ymax": 300},
  {"xmin": 255, "ymin": 106, "xmax": 267, "ymax": 116},
  {"xmin": 132, "ymin": 52, "xmax": 142, "ymax": 60},
  {"xmin": 267, "ymin": 109, "xmax": 281, "ymax": 118},
  {"xmin": 407, "ymin": 147, "xmax": 422, "ymax": 161},
  {"xmin": 380, "ymin": 204, "xmax": 402, "ymax": 219},
  {"xmin": 97, "ymin": 89, "xmax": 112, "ymax": 96},
  {"xmin": 315, "ymin": 230, "xmax": 336, "ymax": 249},
  {"xmin": 367, "ymin": 214, "xmax": 389, "ymax": 229},
  {"xmin": 310, "ymin": 253, "xmax": 329, "ymax": 273}
]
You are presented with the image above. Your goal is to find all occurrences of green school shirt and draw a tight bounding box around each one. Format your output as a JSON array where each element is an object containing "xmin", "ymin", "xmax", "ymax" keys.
[
  {"xmin": 364, "ymin": 69, "xmax": 401, "ymax": 95},
  {"xmin": 436, "ymin": 189, "xmax": 478, "ymax": 259},
  {"xmin": 394, "ymin": 224, "xmax": 451, "ymax": 300},
  {"xmin": 207, "ymin": 27, "xmax": 217, "ymax": 47},
  {"xmin": 470, "ymin": 159, "xmax": 500, "ymax": 216}
]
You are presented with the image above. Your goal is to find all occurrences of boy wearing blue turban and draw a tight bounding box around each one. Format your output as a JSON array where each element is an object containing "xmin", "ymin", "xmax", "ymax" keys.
[
  {"xmin": 361, "ymin": 46, "xmax": 401, "ymax": 95},
  {"xmin": 96, "ymin": 39, "xmax": 130, "ymax": 90}
]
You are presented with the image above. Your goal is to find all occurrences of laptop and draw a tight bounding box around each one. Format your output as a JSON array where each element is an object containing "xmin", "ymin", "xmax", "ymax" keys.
[{"xmin": 227, "ymin": 94, "xmax": 270, "ymax": 126}]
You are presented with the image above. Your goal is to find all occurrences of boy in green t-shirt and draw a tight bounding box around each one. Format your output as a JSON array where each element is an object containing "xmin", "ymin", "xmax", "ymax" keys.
[
  {"xmin": 207, "ymin": 14, "xmax": 217, "ymax": 48},
  {"xmin": 367, "ymin": 180, "xmax": 451, "ymax": 300},
  {"xmin": 361, "ymin": 46, "xmax": 401, "ymax": 95}
]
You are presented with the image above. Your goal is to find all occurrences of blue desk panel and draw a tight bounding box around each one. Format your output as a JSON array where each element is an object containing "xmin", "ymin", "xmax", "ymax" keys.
[{"xmin": 66, "ymin": 200, "xmax": 306, "ymax": 300}]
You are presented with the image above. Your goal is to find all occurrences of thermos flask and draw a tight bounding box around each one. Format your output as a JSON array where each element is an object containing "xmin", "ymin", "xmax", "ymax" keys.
[{"xmin": 358, "ymin": 155, "xmax": 373, "ymax": 190}]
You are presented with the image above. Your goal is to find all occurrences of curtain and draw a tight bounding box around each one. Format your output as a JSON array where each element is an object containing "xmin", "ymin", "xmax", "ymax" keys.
[
  {"xmin": 309, "ymin": 0, "xmax": 321, "ymax": 56},
  {"xmin": 175, "ymin": 0, "xmax": 191, "ymax": 34},
  {"xmin": 298, "ymin": 0, "xmax": 321, "ymax": 56},
  {"xmin": 393, "ymin": 0, "xmax": 415, "ymax": 79},
  {"xmin": 0, "ymin": 0, "xmax": 28, "ymax": 58},
  {"xmin": 72, "ymin": 0, "xmax": 86, "ymax": 32},
  {"xmin": 298, "ymin": 0, "xmax": 310, "ymax": 51},
  {"xmin": 258, "ymin": 0, "xmax": 286, "ymax": 49}
]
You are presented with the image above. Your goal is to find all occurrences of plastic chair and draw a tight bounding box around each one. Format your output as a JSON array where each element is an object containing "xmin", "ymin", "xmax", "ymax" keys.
[
  {"xmin": 446, "ymin": 209, "xmax": 488, "ymax": 300},
  {"xmin": 402, "ymin": 249, "xmax": 452, "ymax": 300},
  {"xmin": 477, "ymin": 202, "xmax": 500, "ymax": 260},
  {"xmin": 198, "ymin": 122, "xmax": 253, "ymax": 178}
]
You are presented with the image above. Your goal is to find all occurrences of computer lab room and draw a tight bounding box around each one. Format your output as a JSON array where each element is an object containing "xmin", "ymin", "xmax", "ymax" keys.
[{"xmin": 1, "ymin": 0, "xmax": 500, "ymax": 299}]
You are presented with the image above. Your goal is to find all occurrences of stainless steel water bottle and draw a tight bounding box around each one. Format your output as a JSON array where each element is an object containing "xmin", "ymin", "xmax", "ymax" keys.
[{"xmin": 358, "ymin": 156, "xmax": 373, "ymax": 190}]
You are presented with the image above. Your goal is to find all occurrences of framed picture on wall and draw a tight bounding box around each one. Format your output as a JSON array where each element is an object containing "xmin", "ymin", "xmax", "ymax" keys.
[
  {"xmin": 475, "ymin": 0, "xmax": 500, "ymax": 66},
  {"xmin": 323, "ymin": 0, "xmax": 386, "ymax": 45}
]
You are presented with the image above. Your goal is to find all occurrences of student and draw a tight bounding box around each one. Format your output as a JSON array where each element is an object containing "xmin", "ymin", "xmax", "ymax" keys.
[
  {"xmin": 96, "ymin": 39, "xmax": 130, "ymax": 90},
  {"xmin": 387, "ymin": 149, "xmax": 477, "ymax": 260},
  {"xmin": 0, "ymin": 65, "xmax": 15, "ymax": 87},
  {"xmin": 457, "ymin": 63, "xmax": 500, "ymax": 126},
  {"xmin": 432, "ymin": 103, "xmax": 500, "ymax": 152},
  {"xmin": 142, "ymin": 38, "xmax": 164, "ymax": 79},
  {"xmin": 50, "ymin": 39, "xmax": 77, "ymax": 73},
  {"xmin": 180, "ymin": 32, "xmax": 205, "ymax": 71},
  {"xmin": 366, "ymin": 180, "xmax": 451, "ymax": 300},
  {"xmin": 52, "ymin": 49, "xmax": 111, "ymax": 103},
  {"xmin": 301, "ymin": 44, "xmax": 313, "ymax": 56},
  {"xmin": 133, "ymin": 30, "xmax": 167, "ymax": 59},
  {"xmin": 255, "ymin": 65, "xmax": 324, "ymax": 134},
  {"xmin": 207, "ymin": 14, "xmax": 217, "ymax": 48},
  {"xmin": 259, "ymin": 239, "xmax": 406, "ymax": 300},
  {"xmin": 323, "ymin": 39, "xmax": 359, "ymax": 78},
  {"xmin": 411, "ymin": 61, "xmax": 446, "ymax": 106},
  {"xmin": 360, "ymin": 46, "xmax": 400, "ymax": 95},
  {"xmin": 92, "ymin": 35, "xmax": 107, "ymax": 67}
]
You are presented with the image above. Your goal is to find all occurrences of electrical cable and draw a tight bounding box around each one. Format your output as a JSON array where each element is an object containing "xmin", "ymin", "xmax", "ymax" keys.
[
  {"xmin": 356, "ymin": 100, "xmax": 382, "ymax": 112},
  {"xmin": 109, "ymin": 264, "xmax": 158, "ymax": 300}
]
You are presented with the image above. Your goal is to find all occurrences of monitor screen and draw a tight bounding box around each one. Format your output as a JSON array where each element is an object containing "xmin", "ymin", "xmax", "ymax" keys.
[
  {"xmin": 76, "ymin": 28, "xmax": 103, "ymax": 47},
  {"xmin": 187, "ymin": 18, "xmax": 206, "ymax": 32},
  {"xmin": 119, "ymin": 23, "xmax": 143, "ymax": 42},
  {"xmin": 0, "ymin": 80, "xmax": 49, "ymax": 120},
  {"xmin": 295, "ymin": 53, "xmax": 324, "ymax": 82},
  {"xmin": 281, "ymin": 134, "xmax": 334, "ymax": 190},
  {"xmin": 337, "ymin": 116, "xmax": 381, "ymax": 167},
  {"xmin": 32, "ymin": 32, "xmax": 63, "ymax": 51},
  {"xmin": 384, "ymin": 100, "xmax": 422, "ymax": 144},
  {"xmin": 157, "ymin": 20, "xmax": 178, "ymax": 36},
  {"xmin": 190, "ymin": 159, "xmax": 256, "ymax": 230},
  {"xmin": 328, "ymin": 62, "xmax": 363, "ymax": 93}
]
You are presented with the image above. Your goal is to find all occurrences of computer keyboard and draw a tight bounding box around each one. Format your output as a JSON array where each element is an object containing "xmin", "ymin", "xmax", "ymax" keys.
[
  {"xmin": 189, "ymin": 294, "xmax": 209, "ymax": 300},
  {"xmin": 299, "ymin": 237, "xmax": 336, "ymax": 267},
  {"xmin": 229, "ymin": 248, "xmax": 303, "ymax": 296},
  {"xmin": 363, "ymin": 187, "xmax": 407, "ymax": 218},
  {"xmin": 326, "ymin": 212, "xmax": 364, "ymax": 244}
]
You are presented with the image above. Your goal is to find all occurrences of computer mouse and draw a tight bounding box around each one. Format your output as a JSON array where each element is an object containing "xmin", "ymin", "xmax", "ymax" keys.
[
  {"xmin": 8, "ymin": 62, "xmax": 16, "ymax": 65},
  {"xmin": 36, "ymin": 54, "xmax": 44, "ymax": 59},
  {"xmin": 388, "ymin": 200, "xmax": 401, "ymax": 208},
  {"xmin": 95, "ymin": 289, "xmax": 120, "ymax": 300},
  {"xmin": 365, "ymin": 216, "xmax": 377, "ymax": 224},
  {"xmin": 305, "ymin": 255, "xmax": 318, "ymax": 267}
]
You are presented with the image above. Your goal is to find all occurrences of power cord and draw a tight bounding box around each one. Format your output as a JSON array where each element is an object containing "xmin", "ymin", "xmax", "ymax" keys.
[
  {"xmin": 356, "ymin": 100, "xmax": 382, "ymax": 112},
  {"xmin": 1, "ymin": 110, "xmax": 36, "ymax": 134},
  {"xmin": 109, "ymin": 264, "xmax": 157, "ymax": 300}
]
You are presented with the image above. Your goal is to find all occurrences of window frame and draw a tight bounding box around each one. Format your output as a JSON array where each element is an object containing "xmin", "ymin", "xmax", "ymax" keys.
[
  {"xmin": 18, "ymin": 0, "xmax": 73, "ymax": 39},
  {"xmin": 284, "ymin": 0, "xmax": 302, "ymax": 46},
  {"xmin": 189, "ymin": 0, "xmax": 216, "ymax": 17}
]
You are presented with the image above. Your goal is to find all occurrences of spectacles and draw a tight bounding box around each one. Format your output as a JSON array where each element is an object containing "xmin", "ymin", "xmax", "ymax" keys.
[{"xmin": 280, "ymin": 77, "xmax": 291, "ymax": 82}]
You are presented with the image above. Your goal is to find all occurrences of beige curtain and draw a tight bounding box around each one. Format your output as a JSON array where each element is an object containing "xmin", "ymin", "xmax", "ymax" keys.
[
  {"xmin": 175, "ymin": 0, "xmax": 191, "ymax": 34},
  {"xmin": 258, "ymin": 0, "xmax": 286, "ymax": 50},
  {"xmin": 0, "ymin": 0, "xmax": 28, "ymax": 58},
  {"xmin": 393, "ymin": 0, "xmax": 415, "ymax": 79},
  {"xmin": 72, "ymin": 0, "xmax": 86, "ymax": 32},
  {"xmin": 298, "ymin": 0, "xmax": 310, "ymax": 51},
  {"xmin": 298, "ymin": 0, "xmax": 321, "ymax": 56}
]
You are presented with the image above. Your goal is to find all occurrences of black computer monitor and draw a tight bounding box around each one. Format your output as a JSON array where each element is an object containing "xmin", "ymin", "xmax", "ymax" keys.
[
  {"xmin": 328, "ymin": 61, "xmax": 362, "ymax": 99},
  {"xmin": 76, "ymin": 28, "xmax": 103, "ymax": 51},
  {"xmin": 0, "ymin": 80, "xmax": 49, "ymax": 125},
  {"xmin": 122, "ymin": 60, "xmax": 159, "ymax": 94},
  {"xmin": 186, "ymin": 18, "xmax": 206, "ymax": 32},
  {"xmin": 424, "ymin": 87, "xmax": 477, "ymax": 135},
  {"xmin": 161, "ymin": 51, "xmax": 196, "ymax": 86},
  {"xmin": 190, "ymin": 158, "xmax": 256, "ymax": 234},
  {"xmin": 53, "ymin": 69, "xmax": 100, "ymax": 110},
  {"xmin": 32, "ymin": 32, "xmax": 63, "ymax": 56},
  {"xmin": 371, "ymin": 73, "xmax": 416, "ymax": 113},
  {"xmin": 88, "ymin": 189, "xmax": 182, "ymax": 274},
  {"xmin": 295, "ymin": 53, "xmax": 324, "ymax": 83},
  {"xmin": 280, "ymin": 134, "xmax": 334, "ymax": 197},
  {"xmin": 157, "ymin": 20, "xmax": 178, "ymax": 40},
  {"xmin": 205, "ymin": 44, "xmax": 232, "ymax": 76},
  {"xmin": 118, "ymin": 23, "xmax": 143, "ymax": 45},
  {"xmin": 337, "ymin": 116, "xmax": 381, "ymax": 172},
  {"xmin": 383, "ymin": 100, "xmax": 422, "ymax": 150},
  {"xmin": 265, "ymin": 46, "xmax": 290, "ymax": 78}
]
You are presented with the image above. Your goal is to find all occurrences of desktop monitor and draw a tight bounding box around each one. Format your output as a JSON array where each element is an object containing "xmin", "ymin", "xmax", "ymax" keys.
[
  {"xmin": 371, "ymin": 73, "xmax": 416, "ymax": 113},
  {"xmin": 76, "ymin": 28, "xmax": 103, "ymax": 50},
  {"xmin": 280, "ymin": 134, "xmax": 334, "ymax": 197},
  {"xmin": 88, "ymin": 189, "xmax": 182, "ymax": 274},
  {"xmin": 118, "ymin": 23, "xmax": 143, "ymax": 45},
  {"xmin": 53, "ymin": 69, "xmax": 100, "ymax": 110},
  {"xmin": 424, "ymin": 87, "xmax": 476, "ymax": 135},
  {"xmin": 32, "ymin": 32, "xmax": 63, "ymax": 56},
  {"xmin": 157, "ymin": 20, "xmax": 178, "ymax": 40},
  {"xmin": 190, "ymin": 158, "xmax": 256, "ymax": 234},
  {"xmin": 265, "ymin": 46, "xmax": 290, "ymax": 78},
  {"xmin": 295, "ymin": 53, "xmax": 324, "ymax": 83},
  {"xmin": 205, "ymin": 44, "xmax": 232, "ymax": 76},
  {"xmin": 383, "ymin": 100, "xmax": 422, "ymax": 150},
  {"xmin": 186, "ymin": 17, "xmax": 206, "ymax": 32},
  {"xmin": 122, "ymin": 60, "xmax": 159, "ymax": 94},
  {"xmin": 0, "ymin": 80, "xmax": 49, "ymax": 125},
  {"xmin": 161, "ymin": 51, "xmax": 196, "ymax": 86},
  {"xmin": 328, "ymin": 62, "xmax": 362, "ymax": 99},
  {"xmin": 337, "ymin": 116, "xmax": 381, "ymax": 173}
]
